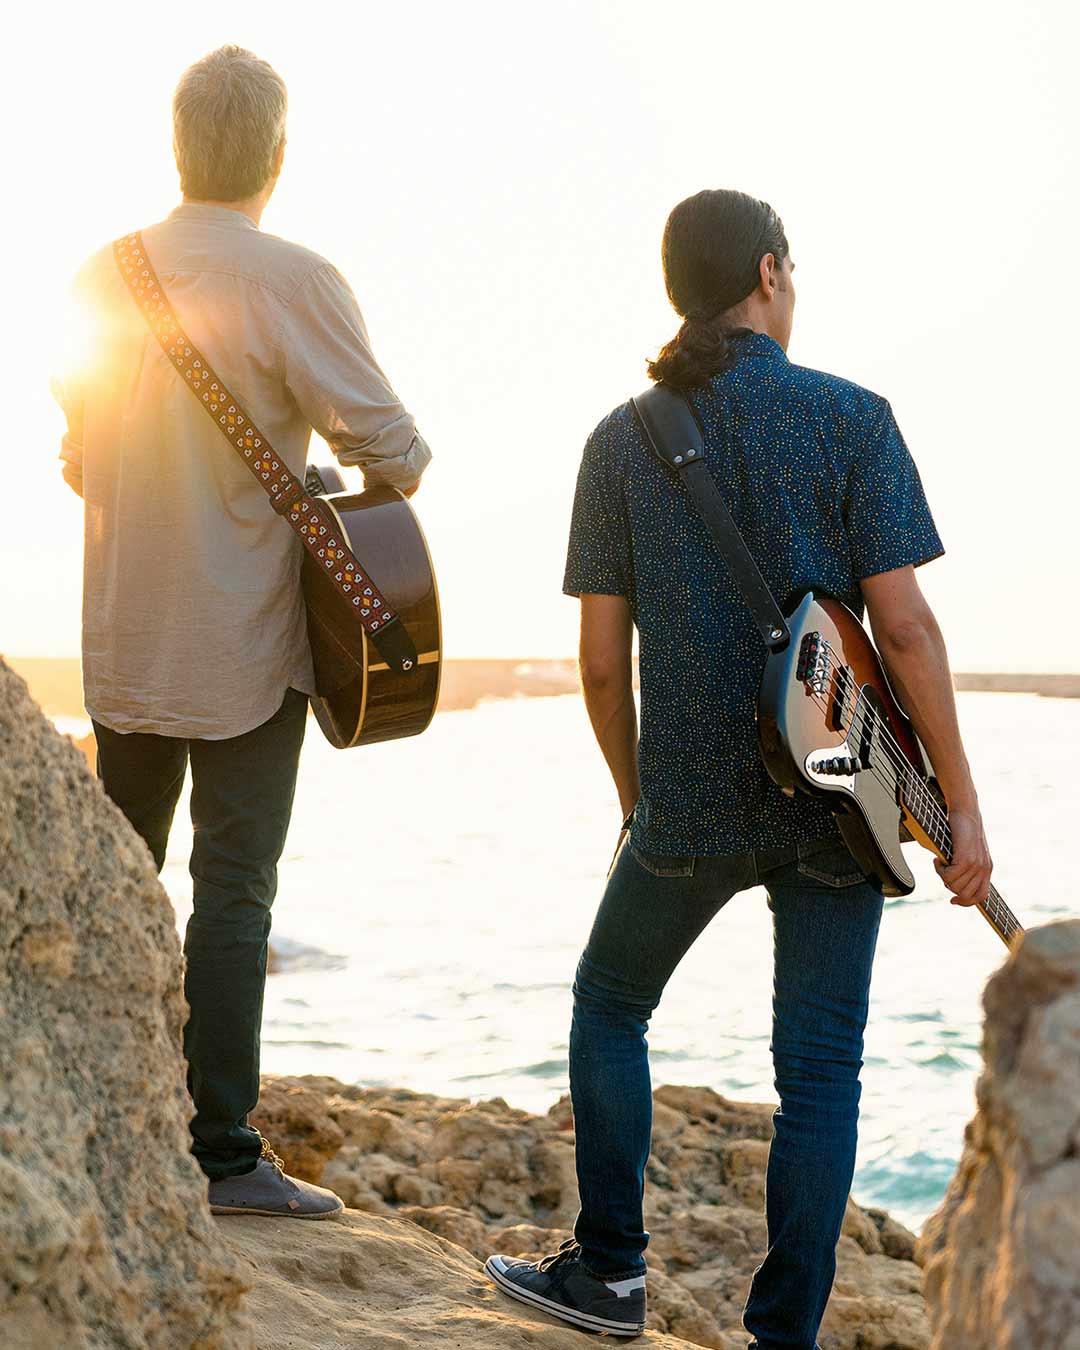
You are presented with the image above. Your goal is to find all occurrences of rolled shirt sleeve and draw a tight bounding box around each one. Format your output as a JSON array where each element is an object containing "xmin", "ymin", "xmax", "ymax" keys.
[
  {"xmin": 281, "ymin": 263, "xmax": 431, "ymax": 490},
  {"xmin": 844, "ymin": 399, "xmax": 944, "ymax": 580}
]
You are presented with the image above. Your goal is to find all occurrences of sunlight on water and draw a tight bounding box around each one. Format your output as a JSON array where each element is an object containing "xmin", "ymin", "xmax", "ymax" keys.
[{"xmin": 144, "ymin": 690, "xmax": 1077, "ymax": 1233}]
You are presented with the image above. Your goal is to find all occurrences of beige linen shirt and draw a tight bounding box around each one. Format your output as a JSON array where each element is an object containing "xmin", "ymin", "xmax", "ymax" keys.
[{"xmin": 54, "ymin": 203, "xmax": 431, "ymax": 739}]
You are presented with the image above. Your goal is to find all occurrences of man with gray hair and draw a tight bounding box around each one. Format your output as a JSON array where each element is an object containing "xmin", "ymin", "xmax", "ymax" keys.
[{"xmin": 53, "ymin": 45, "xmax": 431, "ymax": 1218}]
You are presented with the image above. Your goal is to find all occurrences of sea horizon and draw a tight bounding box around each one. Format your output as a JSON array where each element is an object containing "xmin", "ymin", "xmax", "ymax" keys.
[{"xmin": 9, "ymin": 652, "xmax": 1080, "ymax": 724}]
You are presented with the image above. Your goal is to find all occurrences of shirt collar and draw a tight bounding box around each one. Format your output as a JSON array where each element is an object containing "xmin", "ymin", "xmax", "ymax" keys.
[
  {"xmin": 730, "ymin": 330, "xmax": 789, "ymax": 364},
  {"xmin": 168, "ymin": 202, "xmax": 259, "ymax": 230}
]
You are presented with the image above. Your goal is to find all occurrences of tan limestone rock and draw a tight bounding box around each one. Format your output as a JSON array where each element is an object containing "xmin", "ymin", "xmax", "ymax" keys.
[
  {"xmin": 215, "ymin": 1208, "xmax": 699, "ymax": 1349},
  {"xmin": 398, "ymin": 1203, "xmax": 491, "ymax": 1258},
  {"xmin": 867, "ymin": 1205, "xmax": 919, "ymax": 1263},
  {"xmin": 918, "ymin": 919, "xmax": 1080, "ymax": 1350},
  {"xmin": 263, "ymin": 1076, "xmax": 927, "ymax": 1349},
  {"xmin": 0, "ymin": 657, "xmax": 250, "ymax": 1348},
  {"xmin": 249, "ymin": 1074, "xmax": 346, "ymax": 1183}
]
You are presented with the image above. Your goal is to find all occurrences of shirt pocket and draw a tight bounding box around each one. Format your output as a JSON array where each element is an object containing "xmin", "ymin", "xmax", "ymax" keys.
[
  {"xmin": 795, "ymin": 841, "xmax": 866, "ymax": 888},
  {"xmin": 629, "ymin": 844, "xmax": 695, "ymax": 878}
]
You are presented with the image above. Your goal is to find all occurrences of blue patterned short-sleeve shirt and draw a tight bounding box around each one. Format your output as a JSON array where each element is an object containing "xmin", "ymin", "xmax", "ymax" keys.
[{"xmin": 563, "ymin": 331, "xmax": 944, "ymax": 857}]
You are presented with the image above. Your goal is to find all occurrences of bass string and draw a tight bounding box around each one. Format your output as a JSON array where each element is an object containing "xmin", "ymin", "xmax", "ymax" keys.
[
  {"xmin": 818, "ymin": 655, "xmax": 951, "ymax": 845},
  {"xmin": 815, "ymin": 648, "xmax": 958, "ymax": 850},
  {"xmin": 822, "ymin": 660, "xmax": 1012, "ymax": 930},
  {"xmin": 809, "ymin": 652, "xmax": 1017, "ymax": 936},
  {"xmin": 808, "ymin": 649, "xmax": 938, "ymax": 821},
  {"xmin": 814, "ymin": 657, "xmax": 1013, "ymax": 928},
  {"xmin": 801, "ymin": 669, "xmax": 1016, "ymax": 936},
  {"xmin": 802, "ymin": 654, "xmax": 946, "ymax": 838}
]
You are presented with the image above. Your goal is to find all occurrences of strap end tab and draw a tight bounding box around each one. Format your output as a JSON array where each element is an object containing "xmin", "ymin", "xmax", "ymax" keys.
[{"xmin": 369, "ymin": 616, "xmax": 419, "ymax": 675}]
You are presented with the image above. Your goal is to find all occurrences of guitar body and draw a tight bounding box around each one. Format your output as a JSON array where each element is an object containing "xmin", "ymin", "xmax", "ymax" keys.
[
  {"xmin": 302, "ymin": 468, "xmax": 441, "ymax": 749},
  {"xmin": 758, "ymin": 591, "xmax": 938, "ymax": 898}
]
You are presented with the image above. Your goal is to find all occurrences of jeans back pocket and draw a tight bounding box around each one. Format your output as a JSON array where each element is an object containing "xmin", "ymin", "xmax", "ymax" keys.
[
  {"xmin": 629, "ymin": 844, "xmax": 695, "ymax": 878},
  {"xmin": 796, "ymin": 841, "xmax": 866, "ymax": 888}
]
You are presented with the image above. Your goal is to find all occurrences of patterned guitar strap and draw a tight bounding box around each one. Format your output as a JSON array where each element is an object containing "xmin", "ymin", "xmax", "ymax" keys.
[{"xmin": 112, "ymin": 231, "xmax": 418, "ymax": 675}]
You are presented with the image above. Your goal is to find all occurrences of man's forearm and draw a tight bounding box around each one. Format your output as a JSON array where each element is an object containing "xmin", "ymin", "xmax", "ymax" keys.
[
  {"xmin": 874, "ymin": 615, "xmax": 976, "ymax": 810},
  {"xmin": 862, "ymin": 569, "xmax": 992, "ymax": 904},
  {"xmin": 582, "ymin": 677, "xmax": 640, "ymax": 818}
]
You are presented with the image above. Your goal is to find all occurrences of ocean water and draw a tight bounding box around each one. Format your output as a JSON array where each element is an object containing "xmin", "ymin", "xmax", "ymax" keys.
[{"xmin": 72, "ymin": 691, "xmax": 1078, "ymax": 1233}]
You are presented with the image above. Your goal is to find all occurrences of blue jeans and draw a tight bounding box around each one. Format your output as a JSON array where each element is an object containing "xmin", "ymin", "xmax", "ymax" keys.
[{"xmin": 569, "ymin": 833, "xmax": 884, "ymax": 1350}]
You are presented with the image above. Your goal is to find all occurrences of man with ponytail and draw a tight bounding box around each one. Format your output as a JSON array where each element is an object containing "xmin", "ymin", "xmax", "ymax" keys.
[{"xmin": 486, "ymin": 189, "xmax": 991, "ymax": 1346}]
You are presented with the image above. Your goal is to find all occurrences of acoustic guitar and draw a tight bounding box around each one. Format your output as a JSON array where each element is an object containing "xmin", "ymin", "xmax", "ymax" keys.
[
  {"xmin": 757, "ymin": 591, "xmax": 1022, "ymax": 950},
  {"xmin": 302, "ymin": 465, "xmax": 442, "ymax": 749}
]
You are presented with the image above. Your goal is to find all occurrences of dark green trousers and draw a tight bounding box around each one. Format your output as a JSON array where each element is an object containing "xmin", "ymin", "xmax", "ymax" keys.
[{"xmin": 93, "ymin": 688, "xmax": 308, "ymax": 1180}]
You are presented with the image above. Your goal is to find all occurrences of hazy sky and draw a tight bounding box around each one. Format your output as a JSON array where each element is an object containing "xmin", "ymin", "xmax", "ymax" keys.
[{"xmin": 4, "ymin": 0, "xmax": 1078, "ymax": 668}]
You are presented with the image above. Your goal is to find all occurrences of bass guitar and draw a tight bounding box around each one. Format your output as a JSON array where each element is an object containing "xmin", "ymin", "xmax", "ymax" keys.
[
  {"xmin": 757, "ymin": 591, "xmax": 1021, "ymax": 949},
  {"xmin": 302, "ymin": 465, "xmax": 442, "ymax": 749}
]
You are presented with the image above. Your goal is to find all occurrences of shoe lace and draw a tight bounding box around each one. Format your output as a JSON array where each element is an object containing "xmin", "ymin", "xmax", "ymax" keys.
[
  {"xmin": 537, "ymin": 1239, "xmax": 581, "ymax": 1273},
  {"xmin": 259, "ymin": 1135, "xmax": 286, "ymax": 1175}
]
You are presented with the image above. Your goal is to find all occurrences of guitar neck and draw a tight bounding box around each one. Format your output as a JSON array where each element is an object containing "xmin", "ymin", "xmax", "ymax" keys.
[
  {"xmin": 977, "ymin": 885, "xmax": 1023, "ymax": 948},
  {"xmin": 902, "ymin": 771, "xmax": 1023, "ymax": 949}
]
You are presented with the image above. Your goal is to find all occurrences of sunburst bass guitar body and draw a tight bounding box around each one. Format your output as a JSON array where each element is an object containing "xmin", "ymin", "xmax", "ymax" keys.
[
  {"xmin": 757, "ymin": 591, "xmax": 1021, "ymax": 949},
  {"xmin": 301, "ymin": 466, "xmax": 442, "ymax": 749}
]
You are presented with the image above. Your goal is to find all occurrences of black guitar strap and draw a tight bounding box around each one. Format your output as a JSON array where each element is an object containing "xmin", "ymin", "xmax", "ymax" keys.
[{"xmin": 630, "ymin": 384, "xmax": 790, "ymax": 651}]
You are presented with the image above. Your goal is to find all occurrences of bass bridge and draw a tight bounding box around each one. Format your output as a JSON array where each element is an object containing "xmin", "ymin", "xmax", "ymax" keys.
[{"xmin": 796, "ymin": 630, "xmax": 830, "ymax": 695}]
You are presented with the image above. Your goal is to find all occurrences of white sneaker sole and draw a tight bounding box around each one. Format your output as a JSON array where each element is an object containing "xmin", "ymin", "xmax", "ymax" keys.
[
  {"xmin": 484, "ymin": 1256, "xmax": 645, "ymax": 1337},
  {"xmin": 210, "ymin": 1202, "xmax": 344, "ymax": 1220}
]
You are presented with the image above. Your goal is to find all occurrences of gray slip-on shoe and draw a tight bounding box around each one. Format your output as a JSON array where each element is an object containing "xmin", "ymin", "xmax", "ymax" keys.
[{"xmin": 208, "ymin": 1139, "xmax": 344, "ymax": 1219}]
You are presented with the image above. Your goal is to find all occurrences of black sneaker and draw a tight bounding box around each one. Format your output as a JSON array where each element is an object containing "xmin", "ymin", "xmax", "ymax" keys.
[{"xmin": 485, "ymin": 1239, "xmax": 646, "ymax": 1337}]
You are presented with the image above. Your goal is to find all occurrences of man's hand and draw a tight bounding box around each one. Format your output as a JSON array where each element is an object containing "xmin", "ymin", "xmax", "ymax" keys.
[{"xmin": 934, "ymin": 807, "xmax": 993, "ymax": 907}]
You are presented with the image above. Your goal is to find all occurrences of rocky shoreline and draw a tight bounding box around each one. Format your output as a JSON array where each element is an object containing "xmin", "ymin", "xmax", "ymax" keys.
[
  {"xmin": 244, "ymin": 1075, "xmax": 927, "ymax": 1348},
  {"xmin": 5, "ymin": 649, "xmax": 1080, "ymax": 1348}
]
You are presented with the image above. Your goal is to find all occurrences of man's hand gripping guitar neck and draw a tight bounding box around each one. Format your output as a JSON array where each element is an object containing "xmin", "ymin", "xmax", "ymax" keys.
[{"xmin": 862, "ymin": 566, "xmax": 993, "ymax": 908}]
